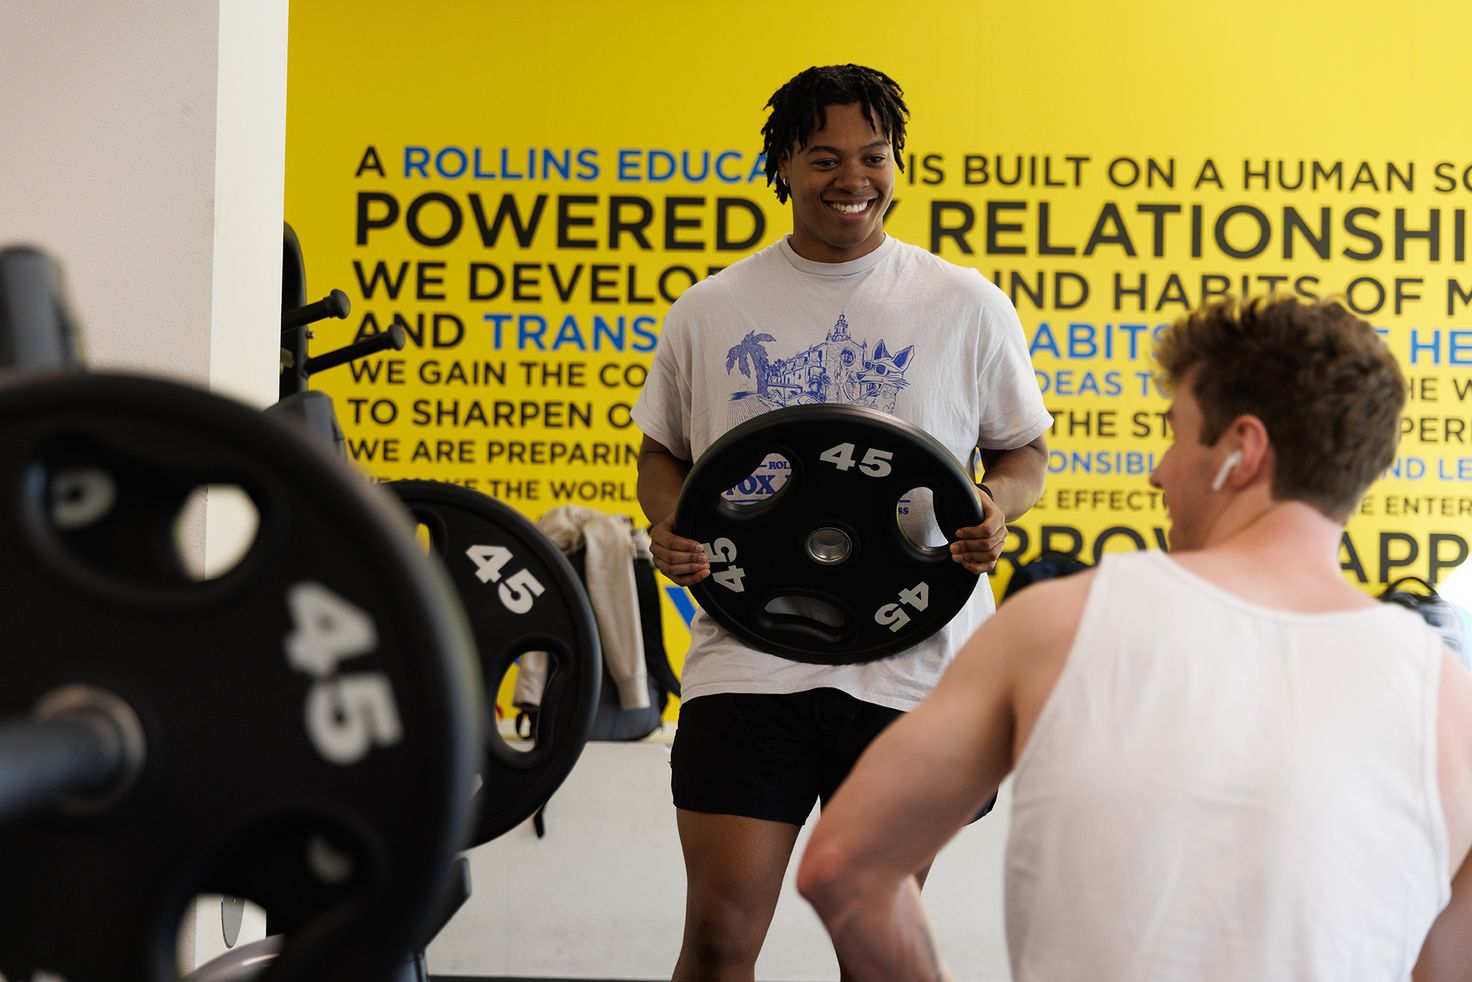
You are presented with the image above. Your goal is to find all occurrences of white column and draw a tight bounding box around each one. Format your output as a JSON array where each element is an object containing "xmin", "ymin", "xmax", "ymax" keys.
[{"xmin": 0, "ymin": 0, "xmax": 288, "ymax": 971}]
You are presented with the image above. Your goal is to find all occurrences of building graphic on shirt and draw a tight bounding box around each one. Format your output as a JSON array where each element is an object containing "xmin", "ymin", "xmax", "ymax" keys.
[{"xmin": 725, "ymin": 313, "xmax": 915, "ymax": 422}]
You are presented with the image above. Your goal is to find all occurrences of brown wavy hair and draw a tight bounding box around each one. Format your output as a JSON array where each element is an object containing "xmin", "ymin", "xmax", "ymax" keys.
[{"xmin": 1155, "ymin": 296, "xmax": 1407, "ymax": 521}]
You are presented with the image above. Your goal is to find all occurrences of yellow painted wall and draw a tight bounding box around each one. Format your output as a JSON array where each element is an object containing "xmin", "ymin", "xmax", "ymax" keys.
[{"xmin": 288, "ymin": 1, "xmax": 1472, "ymax": 712}]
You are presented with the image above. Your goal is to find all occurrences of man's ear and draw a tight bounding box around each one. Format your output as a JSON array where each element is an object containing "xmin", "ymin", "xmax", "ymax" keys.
[
  {"xmin": 777, "ymin": 152, "xmax": 790, "ymax": 187},
  {"xmin": 1225, "ymin": 414, "xmax": 1272, "ymax": 486}
]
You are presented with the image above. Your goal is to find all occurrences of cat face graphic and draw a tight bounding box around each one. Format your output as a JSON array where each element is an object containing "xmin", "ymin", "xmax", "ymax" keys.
[{"xmin": 855, "ymin": 340, "xmax": 914, "ymax": 388}]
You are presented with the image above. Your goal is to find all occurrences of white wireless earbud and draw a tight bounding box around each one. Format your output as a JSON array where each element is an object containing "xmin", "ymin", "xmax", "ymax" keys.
[{"xmin": 1210, "ymin": 450, "xmax": 1244, "ymax": 492}]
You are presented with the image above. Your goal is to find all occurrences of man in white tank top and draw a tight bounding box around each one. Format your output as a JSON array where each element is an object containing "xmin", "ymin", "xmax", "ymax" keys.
[{"xmin": 797, "ymin": 296, "xmax": 1472, "ymax": 981}]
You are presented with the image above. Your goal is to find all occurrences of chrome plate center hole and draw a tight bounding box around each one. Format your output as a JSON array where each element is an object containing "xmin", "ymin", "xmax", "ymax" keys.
[{"xmin": 805, "ymin": 527, "xmax": 853, "ymax": 566}]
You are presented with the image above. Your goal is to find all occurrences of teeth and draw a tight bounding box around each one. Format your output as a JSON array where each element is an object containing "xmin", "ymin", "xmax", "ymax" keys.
[{"xmin": 828, "ymin": 200, "xmax": 869, "ymax": 214}]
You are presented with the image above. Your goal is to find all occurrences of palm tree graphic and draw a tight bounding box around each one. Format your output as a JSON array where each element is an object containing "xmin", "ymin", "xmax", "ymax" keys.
[{"xmin": 725, "ymin": 331, "xmax": 776, "ymax": 396}]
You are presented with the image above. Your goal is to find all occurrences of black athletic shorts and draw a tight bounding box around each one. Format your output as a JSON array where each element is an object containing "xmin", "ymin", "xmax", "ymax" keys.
[{"xmin": 670, "ymin": 687, "xmax": 997, "ymax": 826}]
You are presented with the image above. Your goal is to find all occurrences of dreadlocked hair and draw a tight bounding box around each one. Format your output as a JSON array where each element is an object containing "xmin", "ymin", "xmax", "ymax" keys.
[{"xmin": 761, "ymin": 64, "xmax": 909, "ymax": 204}]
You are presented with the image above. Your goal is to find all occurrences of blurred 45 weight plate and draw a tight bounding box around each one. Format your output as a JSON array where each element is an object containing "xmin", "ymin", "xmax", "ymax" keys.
[{"xmin": 0, "ymin": 373, "xmax": 482, "ymax": 982}]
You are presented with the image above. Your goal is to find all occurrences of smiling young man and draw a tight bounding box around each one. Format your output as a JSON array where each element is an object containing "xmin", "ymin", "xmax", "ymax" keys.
[
  {"xmin": 630, "ymin": 65, "xmax": 1052, "ymax": 979},
  {"xmin": 797, "ymin": 296, "xmax": 1472, "ymax": 981}
]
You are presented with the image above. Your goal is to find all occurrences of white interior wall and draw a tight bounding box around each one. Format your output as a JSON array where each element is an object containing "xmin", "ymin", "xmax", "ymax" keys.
[
  {"xmin": 207, "ymin": 0, "xmax": 289, "ymax": 406},
  {"xmin": 0, "ymin": 0, "xmax": 287, "ymax": 971},
  {"xmin": 0, "ymin": 0, "xmax": 283, "ymax": 394},
  {"xmin": 0, "ymin": 1, "xmax": 219, "ymax": 378},
  {"xmin": 192, "ymin": 0, "xmax": 291, "ymax": 967}
]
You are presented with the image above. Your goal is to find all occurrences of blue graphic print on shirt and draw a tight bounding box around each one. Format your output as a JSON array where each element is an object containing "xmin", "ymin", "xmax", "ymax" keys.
[
  {"xmin": 723, "ymin": 313, "xmax": 915, "ymax": 423},
  {"xmin": 720, "ymin": 313, "xmax": 919, "ymax": 505}
]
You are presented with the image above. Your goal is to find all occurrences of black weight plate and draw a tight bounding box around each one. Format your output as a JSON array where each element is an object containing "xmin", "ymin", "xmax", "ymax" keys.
[
  {"xmin": 673, "ymin": 404, "xmax": 984, "ymax": 664},
  {"xmin": 386, "ymin": 480, "xmax": 601, "ymax": 847},
  {"xmin": 0, "ymin": 373, "xmax": 482, "ymax": 982}
]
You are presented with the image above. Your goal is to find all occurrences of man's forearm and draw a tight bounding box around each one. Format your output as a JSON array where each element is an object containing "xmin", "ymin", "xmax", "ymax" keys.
[
  {"xmin": 978, "ymin": 436, "xmax": 1048, "ymax": 520},
  {"xmin": 636, "ymin": 443, "xmax": 692, "ymax": 526}
]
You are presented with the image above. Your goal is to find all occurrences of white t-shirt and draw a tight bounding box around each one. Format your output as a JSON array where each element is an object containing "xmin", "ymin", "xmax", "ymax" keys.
[
  {"xmin": 632, "ymin": 234, "xmax": 1052, "ymax": 711},
  {"xmin": 1007, "ymin": 551, "xmax": 1450, "ymax": 981}
]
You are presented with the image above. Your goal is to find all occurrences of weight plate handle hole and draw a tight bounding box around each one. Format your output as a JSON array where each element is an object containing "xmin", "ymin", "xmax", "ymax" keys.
[
  {"xmin": 897, "ymin": 485, "xmax": 948, "ymax": 556},
  {"xmin": 762, "ymin": 595, "xmax": 847, "ymax": 631},
  {"xmin": 492, "ymin": 649, "xmax": 560, "ymax": 758},
  {"xmin": 719, "ymin": 452, "xmax": 793, "ymax": 512},
  {"xmin": 175, "ymin": 484, "xmax": 261, "ymax": 582}
]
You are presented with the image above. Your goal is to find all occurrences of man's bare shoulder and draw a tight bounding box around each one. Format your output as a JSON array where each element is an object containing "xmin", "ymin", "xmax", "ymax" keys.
[
  {"xmin": 996, "ymin": 569, "xmax": 1097, "ymax": 637},
  {"xmin": 945, "ymin": 570, "xmax": 1100, "ymax": 760},
  {"xmin": 955, "ymin": 569, "xmax": 1098, "ymax": 675}
]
